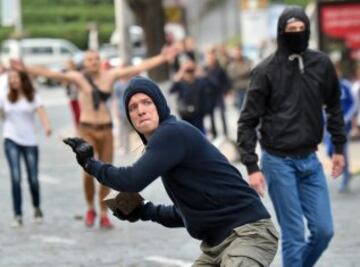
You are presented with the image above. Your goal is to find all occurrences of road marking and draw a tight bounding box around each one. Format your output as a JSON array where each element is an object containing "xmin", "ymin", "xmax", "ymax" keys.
[
  {"xmin": 39, "ymin": 175, "xmax": 60, "ymax": 185},
  {"xmin": 32, "ymin": 235, "xmax": 77, "ymax": 245},
  {"xmin": 145, "ymin": 256, "xmax": 192, "ymax": 267}
]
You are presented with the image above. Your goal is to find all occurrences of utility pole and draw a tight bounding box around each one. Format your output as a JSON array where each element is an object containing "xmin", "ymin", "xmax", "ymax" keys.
[
  {"xmin": 220, "ymin": 1, "xmax": 228, "ymax": 43},
  {"xmin": 196, "ymin": 1, "xmax": 202, "ymax": 42},
  {"xmin": 235, "ymin": 0, "xmax": 242, "ymax": 44},
  {"xmin": 13, "ymin": 0, "xmax": 23, "ymax": 59},
  {"xmin": 87, "ymin": 22, "xmax": 99, "ymax": 51},
  {"xmin": 114, "ymin": 0, "xmax": 127, "ymax": 63},
  {"xmin": 14, "ymin": 0, "xmax": 23, "ymax": 37}
]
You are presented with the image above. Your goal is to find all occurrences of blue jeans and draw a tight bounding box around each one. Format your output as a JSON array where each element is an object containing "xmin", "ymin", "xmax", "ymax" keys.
[
  {"xmin": 4, "ymin": 138, "xmax": 40, "ymax": 216},
  {"xmin": 235, "ymin": 90, "xmax": 246, "ymax": 110},
  {"xmin": 261, "ymin": 150, "xmax": 334, "ymax": 267}
]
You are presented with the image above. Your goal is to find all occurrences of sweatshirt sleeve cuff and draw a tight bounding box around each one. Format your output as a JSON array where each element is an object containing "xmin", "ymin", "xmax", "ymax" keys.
[
  {"xmin": 140, "ymin": 202, "xmax": 155, "ymax": 221},
  {"xmin": 246, "ymin": 163, "xmax": 260, "ymax": 175},
  {"xmin": 84, "ymin": 158, "xmax": 102, "ymax": 177},
  {"xmin": 333, "ymin": 144, "xmax": 344, "ymax": 155}
]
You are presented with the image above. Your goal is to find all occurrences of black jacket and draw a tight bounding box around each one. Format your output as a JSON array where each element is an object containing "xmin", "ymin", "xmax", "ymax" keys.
[{"xmin": 237, "ymin": 7, "xmax": 346, "ymax": 174}]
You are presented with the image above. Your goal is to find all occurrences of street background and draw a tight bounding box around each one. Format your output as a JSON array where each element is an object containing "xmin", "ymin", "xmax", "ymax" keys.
[
  {"xmin": 1, "ymin": 0, "xmax": 360, "ymax": 266},
  {"xmin": 0, "ymin": 85, "xmax": 359, "ymax": 267}
]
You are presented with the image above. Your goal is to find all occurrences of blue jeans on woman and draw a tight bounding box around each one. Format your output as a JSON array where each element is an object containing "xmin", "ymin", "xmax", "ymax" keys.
[
  {"xmin": 261, "ymin": 150, "xmax": 334, "ymax": 267},
  {"xmin": 4, "ymin": 138, "xmax": 40, "ymax": 217}
]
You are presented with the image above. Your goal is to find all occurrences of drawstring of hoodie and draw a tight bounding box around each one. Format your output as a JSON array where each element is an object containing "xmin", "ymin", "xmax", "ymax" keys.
[{"xmin": 289, "ymin": 54, "xmax": 304, "ymax": 74}]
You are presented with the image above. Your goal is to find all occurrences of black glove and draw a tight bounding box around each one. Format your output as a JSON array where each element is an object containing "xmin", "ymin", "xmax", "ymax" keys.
[
  {"xmin": 112, "ymin": 203, "xmax": 144, "ymax": 223},
  {"xmin": 63, "ymin": 137, "xmax": 94, "ymax": 167}
]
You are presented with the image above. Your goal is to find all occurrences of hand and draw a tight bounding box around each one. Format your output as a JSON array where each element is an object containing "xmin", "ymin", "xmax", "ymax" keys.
[
  {"xmin": 10, "ymin": 59, "xmax": 25, "ymax": 72},
  {"xmin": 173, "ymin": 68, "xmax": 184, "ymax": 82},
  {"xmin": 63, "ymin": 137, "xmax": 94, "ymax": 167},
  {"xmin": 112, "ymin": 203, "xmax": 143, "ymax": 223},
  {"xmin": 195, "ymin": 67, "xmax": 205, "ymax": 77},
  {"xmin": 332, "ymin": 154, "xmax": 345, "ymax": 178},
  {"xmin": 248, "ymin": 171, "xmax": 266, "ymax": 198},
  {"xmin": 45, "ymin": 126, "xmax": 52, "ymax": 137},
  {"xmin": 161, "ymin": 44, "xmax": 178, "ymax": 63}
]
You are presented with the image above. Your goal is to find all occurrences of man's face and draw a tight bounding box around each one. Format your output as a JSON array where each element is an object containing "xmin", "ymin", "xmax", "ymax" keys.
[
  {"xmin": 84, "ymin": 51, "xmax": 100, "ymax": 73},
  {"xmin": 234, "ymin": 47, "xmax": 242, "ymax": 59},
  {"xmin": 206, "ymin": 51, "xmax": 217, "ymax": 66},
  {"xmin": 128, "ymin": 93, "xmax": 159, "ymax": 138},
  {"xmin": 180, "ymin": 60, "xmax": 196, "ymax": 82},
  {"xmin": 285, "ymin": 20, "xmax": 305, "ymax": 32}
]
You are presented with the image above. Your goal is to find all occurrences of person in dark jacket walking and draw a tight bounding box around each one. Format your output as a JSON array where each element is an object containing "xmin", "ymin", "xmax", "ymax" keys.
[
  {"xmin": 169, "ymin": 58, "xmax": 208, "ymax": 133},
  {"xmin": 237, "ymin": 6, "xmax": 346, "ymax": 267},
  {"xmin": 204, "ymin": 48, "xmax": 231, "ymax": 138},
  {"xmin": 64, "ymin": 76, "xmax": 278, "ymax": 266}
]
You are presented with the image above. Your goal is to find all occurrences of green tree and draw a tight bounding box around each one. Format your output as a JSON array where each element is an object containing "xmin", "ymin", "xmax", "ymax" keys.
[{"xmin": 0, "ymin": 0, "xmax": 115, "ymax": 49}]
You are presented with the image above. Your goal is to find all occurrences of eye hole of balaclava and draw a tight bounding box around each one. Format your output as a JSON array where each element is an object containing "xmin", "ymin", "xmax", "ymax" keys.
[{"xmin": 283, "ymin": 18, "xmax": 308, "ymax": 53}]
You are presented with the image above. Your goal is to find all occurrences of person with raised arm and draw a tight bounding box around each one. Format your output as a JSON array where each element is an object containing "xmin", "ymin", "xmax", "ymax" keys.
[{"xmin": 11, "ymin": 46, "xmax": 176, "ymax": 229}]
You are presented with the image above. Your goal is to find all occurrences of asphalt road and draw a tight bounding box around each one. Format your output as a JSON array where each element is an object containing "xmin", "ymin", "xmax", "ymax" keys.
[{"xmin": 0, "ymin": 86, "xmax": 360, "ymax": 267}]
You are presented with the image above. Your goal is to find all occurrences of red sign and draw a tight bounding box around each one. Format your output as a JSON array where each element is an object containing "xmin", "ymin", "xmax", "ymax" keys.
[{"xmin": 320, "ymin": 3, "xmax": 360, "ymax": 49}]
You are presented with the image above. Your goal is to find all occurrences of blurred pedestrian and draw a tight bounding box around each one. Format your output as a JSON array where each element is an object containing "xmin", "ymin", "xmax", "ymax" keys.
[
  {"xmin": 204, "ymin": 48, "xmax": 231, "ymax": 138},
  {"xmin": 216, "ymin": 44, "xmax": 230, "ymax": 69},
  {"xmin": 11, "ymin": 46, "xmax": 176, "ymax": 229},
  {"xmin": 324, "ymin": 61, "xmax": 357, "ymax": 193},
  {"xmin": 171, "ymin": 36, "xmax": 197, "ymax": 72},
  {"xmin": 237, "ymin": 6, "xmax": 346, "ymax": 267},
  {"xmin": 170, "ymin": 58, "xmax": 210, "ymax": 133},
  {"xmin": 352, "ymin": 63, "xmax": 360, "ymax": 137},
  {"xmin": 64, "ymin": 76, "xmax": 278, "ymax": 266},
  {"xmin": 227, "ymin": 46, "xmax": 252, "ymax": 110},
  {"xmin": 0, "ymin": 70, "xmax": 52, "ymax": 227}
]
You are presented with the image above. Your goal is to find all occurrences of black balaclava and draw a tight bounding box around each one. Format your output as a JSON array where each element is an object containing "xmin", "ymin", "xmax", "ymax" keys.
[
  {"xmin": 277, "ymin": 6, "xmax": 310, "ymax": 54},
  {"xmin": 123, "ymin": 76, "xmax": 171, "ymax": 145}
]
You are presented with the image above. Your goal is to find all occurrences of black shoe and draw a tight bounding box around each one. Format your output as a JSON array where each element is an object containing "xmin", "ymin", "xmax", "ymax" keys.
[{"xmin": 34, "ymin": 208, "xmax": 43, "ymax": 224}]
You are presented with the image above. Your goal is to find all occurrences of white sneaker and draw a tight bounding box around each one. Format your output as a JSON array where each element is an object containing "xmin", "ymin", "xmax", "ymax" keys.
[{"xmin": 10, "ymin": 216, "xmax": 23, "ymax": 228}]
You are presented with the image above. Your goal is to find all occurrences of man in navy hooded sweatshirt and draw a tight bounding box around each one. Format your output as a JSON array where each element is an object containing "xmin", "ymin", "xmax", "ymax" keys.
[{"xmin": 64, "ymin": 76, "xmax": 278, "ymax": 266}]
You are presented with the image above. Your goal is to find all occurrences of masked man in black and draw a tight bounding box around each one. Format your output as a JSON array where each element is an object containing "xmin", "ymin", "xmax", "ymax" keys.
[{"xmin": 237, "ymin": 6, "xmax": 346, "ymax": 267}]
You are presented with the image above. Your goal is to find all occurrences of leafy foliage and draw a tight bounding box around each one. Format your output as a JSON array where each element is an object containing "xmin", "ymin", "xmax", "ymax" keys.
[
  {"xmin": 0, "ymin": 0, "xmax": 115, "ymax": 49},
  {"xmin": 277, "ymin": 0, "xmax": 309, "ymax": 7}
]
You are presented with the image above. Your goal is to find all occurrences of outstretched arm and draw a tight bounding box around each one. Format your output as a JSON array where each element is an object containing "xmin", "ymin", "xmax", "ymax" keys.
[
  {"xmin": 10, "ymin": 59, "xmax": 79, "ymax": 85},
  {"xmin": 63, "ymin": 125, "xmax": 186, "ymax": 193},
  {"xmin": 108, "ymin": 45, "xmax": 178, "ymax": 83}
]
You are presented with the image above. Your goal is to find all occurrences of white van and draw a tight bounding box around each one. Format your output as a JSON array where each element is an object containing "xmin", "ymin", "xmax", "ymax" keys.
[{"xmin": 0, "ymin": 38, "xmax": 83, "ymax": 69}]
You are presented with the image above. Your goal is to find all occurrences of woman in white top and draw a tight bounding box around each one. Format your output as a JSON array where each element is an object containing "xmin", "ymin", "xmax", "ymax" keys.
[{"xmin": 0, "ymin": 70, "xmax": 52, "ymax": 227}]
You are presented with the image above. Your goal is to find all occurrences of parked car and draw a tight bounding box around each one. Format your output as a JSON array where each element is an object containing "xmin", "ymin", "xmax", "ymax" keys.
[
  {"xmin": 1, "ymin": 38, "xmax": 84, "ymax": 66},
  {"xmin": 0, "ymin": 38, "xmax": 84, "ymax": 86}
]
